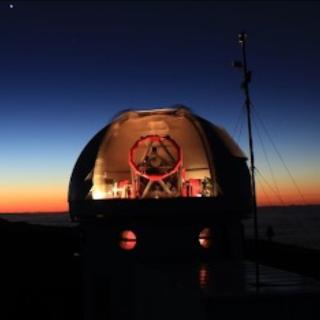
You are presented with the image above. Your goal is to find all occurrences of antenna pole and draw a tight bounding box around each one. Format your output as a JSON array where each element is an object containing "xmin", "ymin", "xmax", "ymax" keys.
[{"xmin": 236, "ymin": 32, "xmax": 260, "ymax": 288}]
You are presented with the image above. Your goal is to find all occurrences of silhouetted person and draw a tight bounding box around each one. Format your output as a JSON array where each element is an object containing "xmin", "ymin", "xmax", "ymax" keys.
[{"xmin": 266, "ymin": 225, "xmax": 275, "ymax": 241}]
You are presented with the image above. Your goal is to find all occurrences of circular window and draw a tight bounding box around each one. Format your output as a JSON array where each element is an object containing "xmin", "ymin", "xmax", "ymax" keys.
[
  {"xmin": 198, "ymin": 228, "xmax": 213, "ymax": 249},
  {"xmin": 119, "ymin": 230, "xmax": 137, "ymax": 250}
]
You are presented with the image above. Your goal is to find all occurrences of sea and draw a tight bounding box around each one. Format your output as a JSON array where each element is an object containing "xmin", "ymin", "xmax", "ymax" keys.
[{"xmin": 1, "ymin": 205, "xmax": 320, "ymax": 250}]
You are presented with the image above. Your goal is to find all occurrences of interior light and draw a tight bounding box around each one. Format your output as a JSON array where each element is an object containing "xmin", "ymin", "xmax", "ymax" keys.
[
  {"xmin": 119, "ymin": 230, "xmax": 137, "ymax": 250},
  {"xmin": 92, "ymin": 189, "xmax": 107, "ymax": 200},
  {"xmin": 198, "ymin": 228, "xmax": 213, "ymax": 249}
]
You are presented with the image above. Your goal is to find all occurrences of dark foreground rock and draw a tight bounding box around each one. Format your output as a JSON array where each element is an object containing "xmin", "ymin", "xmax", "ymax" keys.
[{"xmin": 1, "ymin": 219, "xmax": 320, "ymax": 320}]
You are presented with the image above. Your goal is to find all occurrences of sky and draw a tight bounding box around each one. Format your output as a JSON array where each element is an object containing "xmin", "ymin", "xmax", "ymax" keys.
[{"xmin": 1, "ymin": 1, "xmax": 320, "ymax": 212}]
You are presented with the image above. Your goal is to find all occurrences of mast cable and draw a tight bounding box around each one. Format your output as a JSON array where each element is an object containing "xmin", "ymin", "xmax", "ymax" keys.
[
  {"xmin": 232, "ymin": 103, "xmax": 246, "ymax": 140},
  {"xmin": 252, "ymin": 106, "xmax": 310, "ymax": 247},
  {"xmin": 252, "ymin": 117, "xmax": 285, "ymax": 205},
  {"xmin": 235, "ymin": 104, "xmax": 246, "ymax": 143},
  {"xmin": 251, "ymin": 105, "xmax": 307, "ymax": 205},
  {"xmin": 256, "ymin": 168, "xmax": 285, "ymax": 206},
  {"xmin": 232, "ymin": 106, "xmax": 243, "ymax": 137},
  {"xmin": 256, "ymin": 174, "xmax": 273, "ymax": 206}
]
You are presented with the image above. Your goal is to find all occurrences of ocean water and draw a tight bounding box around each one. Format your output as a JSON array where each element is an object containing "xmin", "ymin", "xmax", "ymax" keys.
[
  {"xmin": 0, "ymin": 212, "xmax": 74, "ymax": 227},
  {"xmin": 244, "ymin": 205, "xmax": 320, "ymax": 250},
  {"xmin": 1, "ymin": 205, "xmax": 320, "ymax": 250}
]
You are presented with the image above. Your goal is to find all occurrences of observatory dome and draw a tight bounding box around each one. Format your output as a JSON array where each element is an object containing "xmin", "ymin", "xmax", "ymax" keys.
[{"xmin": 69, "ymin": 107, "xmax": 251, "ymax": 221}]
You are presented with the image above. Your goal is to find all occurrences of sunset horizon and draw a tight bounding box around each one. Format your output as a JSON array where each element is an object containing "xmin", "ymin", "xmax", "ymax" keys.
[
  {"xmin": 1, "ymin": 192, "xmax": 320, "ymax": 214},
  {"xmin": 1, "ymin": 2, "xmax": 320, "ymax": 214},
  {"xmin": 2, "ymin": 3, "xmax": 320, "ymax": 320}
]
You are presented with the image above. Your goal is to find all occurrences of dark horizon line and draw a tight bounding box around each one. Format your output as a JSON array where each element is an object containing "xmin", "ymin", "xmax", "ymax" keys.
[{"xmin": 1, "ymin": 203, "xmax": 320, "ymax": 215}]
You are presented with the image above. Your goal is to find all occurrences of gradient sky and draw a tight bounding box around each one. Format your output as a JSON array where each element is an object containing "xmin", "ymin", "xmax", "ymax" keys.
[{"xmin": 1, "ymin": 1, "xmax": 320, "ymax": 212}]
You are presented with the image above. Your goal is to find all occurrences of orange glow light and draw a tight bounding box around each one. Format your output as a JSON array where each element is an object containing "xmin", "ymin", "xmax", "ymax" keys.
[
  {"xmin": 119, "ymin": 230, "xmax": 137, "ymax": 250},
  {"xmin": 199, "ymin": 227, "xmax": 212, "ymax": 248},
  {"xmin": 0, "ymin": 184, "xmax": 67, "ymax": 213},
  {"xmin": 199, "ymin": 264, "xmax": 210, "ymax": 289}
]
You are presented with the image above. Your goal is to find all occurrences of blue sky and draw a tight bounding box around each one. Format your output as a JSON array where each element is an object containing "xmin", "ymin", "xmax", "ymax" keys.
[{"xmin": 1, "ymin": 2, "xmax": 320, "ymax": 210}]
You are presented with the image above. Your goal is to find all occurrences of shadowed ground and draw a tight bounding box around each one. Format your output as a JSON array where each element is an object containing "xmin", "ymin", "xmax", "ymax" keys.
[{"xmin": 1, "ymin": 206, "xmax": 320, "ymax": 319}]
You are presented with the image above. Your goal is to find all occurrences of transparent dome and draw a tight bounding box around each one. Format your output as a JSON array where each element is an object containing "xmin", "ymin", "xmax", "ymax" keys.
[{"xmin": 68, "ymin": 107, "xmax": 251, "ymax": 220}]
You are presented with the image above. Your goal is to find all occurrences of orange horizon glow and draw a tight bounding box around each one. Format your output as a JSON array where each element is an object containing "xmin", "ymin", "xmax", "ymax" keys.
[
  {"xmin": 256, "ymin": 179, "xmax": 320, "ymax": 207},
  {"xmin": 0, "ymin": 183, "xmax": 319, "ymax": 213},
  {"xmin": 1, "ymin": 196, "xmax": 320, "ymax": 213},
  {"xmin": 0, "ymin": 203, "xmax": 67, "ymax": 213},
  {"xmin": 0, "ymin": 185, "xmax": 68, "ymax": 213}
]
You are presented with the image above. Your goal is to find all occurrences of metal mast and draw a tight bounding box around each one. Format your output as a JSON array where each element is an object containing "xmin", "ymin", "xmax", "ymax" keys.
[{"xmin": 234, "ymin": 32, "xmax": 260, "ymax": 288}]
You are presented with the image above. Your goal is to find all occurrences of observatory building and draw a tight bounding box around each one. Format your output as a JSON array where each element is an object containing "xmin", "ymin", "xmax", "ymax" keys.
[
  {"xmin": 69, "ymin": 107, "xmax": 251, "ymax": 258},
  {"xmin": 69, "ymin": 107, "xmax": 251, "ymax": 223},
  {"xmin": 69, "ymin": 106, "xmax": 252, "ymax": 318}
]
